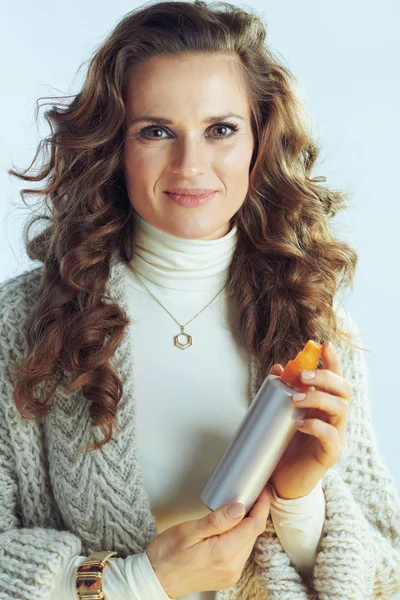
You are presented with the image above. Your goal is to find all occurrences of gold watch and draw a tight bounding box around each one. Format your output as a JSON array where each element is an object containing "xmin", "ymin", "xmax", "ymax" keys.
[{"xmin": 76, "ymin": 550, "xmax": 118, "ymax": 599}]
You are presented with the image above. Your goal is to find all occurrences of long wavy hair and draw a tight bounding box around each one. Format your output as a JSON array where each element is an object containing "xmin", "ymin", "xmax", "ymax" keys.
[{"xmin": 7, "ymin": 0, "xmax": 364, "ymax": 452}]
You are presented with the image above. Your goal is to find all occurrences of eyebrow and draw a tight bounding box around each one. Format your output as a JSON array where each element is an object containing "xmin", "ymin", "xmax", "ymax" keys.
[{"xmin": 128, "ymin": 112, "xmax": 245, "ymax": 126}]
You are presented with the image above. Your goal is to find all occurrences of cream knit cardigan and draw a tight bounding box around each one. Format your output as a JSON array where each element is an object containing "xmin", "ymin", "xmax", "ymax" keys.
[{"xmin": 0, "ymin": 250, "xmax": 400, "ymax": 600}]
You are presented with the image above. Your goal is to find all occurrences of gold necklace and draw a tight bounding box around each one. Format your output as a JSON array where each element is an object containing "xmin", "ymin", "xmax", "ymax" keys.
[{"xmin": 128, "ymin": 266, "xmax": 227, "ymax": 350}]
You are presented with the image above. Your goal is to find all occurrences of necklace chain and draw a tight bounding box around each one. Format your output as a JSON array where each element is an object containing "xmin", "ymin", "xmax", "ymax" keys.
[{"xmin": 128, "ymin": 265, "xmax": 227, "ymax": 349}]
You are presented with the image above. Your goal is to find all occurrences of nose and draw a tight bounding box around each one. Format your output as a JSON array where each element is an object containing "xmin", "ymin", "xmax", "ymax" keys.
[{"xmin": 169, "ymin": 135, "xmax": 210, "ymax": 174}]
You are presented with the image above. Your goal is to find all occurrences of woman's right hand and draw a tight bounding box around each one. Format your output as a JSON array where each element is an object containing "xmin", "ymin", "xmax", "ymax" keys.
[{"xmin": 146, "ymin": 484, "xmax": 273, "ymax": 598}]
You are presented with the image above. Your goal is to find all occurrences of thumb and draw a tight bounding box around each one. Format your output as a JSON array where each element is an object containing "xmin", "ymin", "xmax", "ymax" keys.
[
  {"xmin": 195, "ymin": 502, "xmax": 246, "ymax": 540},
  {"xmin": 269, "ymin": 363, "xmax": 284, "ymax": 376}
]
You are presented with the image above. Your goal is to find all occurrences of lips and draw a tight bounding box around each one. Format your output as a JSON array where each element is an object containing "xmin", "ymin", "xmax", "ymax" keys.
[
  {"xmin": 165, "ymin": 191, "xmax": 217, "ymax": 207},
  {"xmin": 165, "ymin": 187, "xmax": 217, "ymax": 196}
]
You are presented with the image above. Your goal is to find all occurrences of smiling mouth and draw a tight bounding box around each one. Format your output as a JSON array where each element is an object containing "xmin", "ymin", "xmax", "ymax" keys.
[{"xmin": 165, "ymin": 191, "xmax": 217, "ymax": 207}]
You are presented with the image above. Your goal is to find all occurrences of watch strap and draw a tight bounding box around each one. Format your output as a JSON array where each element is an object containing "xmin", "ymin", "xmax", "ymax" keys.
[{"xmin": 76, "ymin": 550, "xmax": 118, "ymax": 599}]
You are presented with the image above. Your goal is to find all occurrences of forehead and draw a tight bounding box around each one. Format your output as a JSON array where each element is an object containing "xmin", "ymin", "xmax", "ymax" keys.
[{"xmin": 124, "ymin": 53, "xmax": 252, "ymax": 119}]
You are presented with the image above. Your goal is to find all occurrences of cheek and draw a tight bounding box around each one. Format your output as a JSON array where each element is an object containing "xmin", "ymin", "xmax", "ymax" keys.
[
  {"xmin": 222, "ymin": 144, "xmax": 252, "ymax": 185},
  {"xmin": 123, "ymin": 145, "xmax": 164, "ymax": 184},
  {"xmin": 221, "ymin": 135, "xmax": 253, "ymax": 166}
]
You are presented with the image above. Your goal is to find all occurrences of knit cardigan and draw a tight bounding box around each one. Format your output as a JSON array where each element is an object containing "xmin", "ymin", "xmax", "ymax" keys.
[{"xmin": 0, "ymin": 250, "xmax": 400, "ymax": 600}]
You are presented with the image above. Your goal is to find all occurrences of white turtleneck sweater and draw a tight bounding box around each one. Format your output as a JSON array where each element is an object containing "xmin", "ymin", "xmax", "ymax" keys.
[{"xmin": 54, "ymin": 212, "xmax": 325, "ymax": 600}]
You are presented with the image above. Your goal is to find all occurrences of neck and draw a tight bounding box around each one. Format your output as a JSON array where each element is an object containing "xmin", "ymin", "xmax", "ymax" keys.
[{"xmin": 126, "ymin": 212, "xmax": 239, "ymax": 291}]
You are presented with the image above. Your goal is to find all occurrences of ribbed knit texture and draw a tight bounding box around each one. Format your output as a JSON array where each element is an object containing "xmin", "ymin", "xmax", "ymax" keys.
[{"xmin": 0, "ymin": 249, "xmax": 399, "ymax": 599}]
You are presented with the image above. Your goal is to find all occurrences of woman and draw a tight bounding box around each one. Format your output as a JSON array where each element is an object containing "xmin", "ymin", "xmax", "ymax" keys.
[{"xmin": 1, "ymin": 1, "xmax": 399, "ymax": 599}]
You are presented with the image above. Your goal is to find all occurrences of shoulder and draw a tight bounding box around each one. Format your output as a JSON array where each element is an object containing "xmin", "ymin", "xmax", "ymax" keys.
[
  {"xmin": 0, "ymin": 263, "xmax": 43, "ymax": 304},
  {"xmin": 0, "ymin": 264, "xmax": 44, "ymax": 366}
]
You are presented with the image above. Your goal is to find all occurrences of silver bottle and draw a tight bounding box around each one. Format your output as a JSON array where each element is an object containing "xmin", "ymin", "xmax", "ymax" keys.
[{"xmin": 200, "ymin": 341, "xmax": 322, "ymax": 515}]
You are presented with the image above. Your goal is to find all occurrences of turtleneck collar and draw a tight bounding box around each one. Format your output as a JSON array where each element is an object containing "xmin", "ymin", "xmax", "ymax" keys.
[{"xmin": 127, "ymin": 211, "xmax": 238, "ymax": 291}]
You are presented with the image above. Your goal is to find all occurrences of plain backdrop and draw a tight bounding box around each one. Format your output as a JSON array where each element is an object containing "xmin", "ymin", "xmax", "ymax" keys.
[{"xmin": 1, "ymin": 0, "xmax": 399, "ymax": 591}]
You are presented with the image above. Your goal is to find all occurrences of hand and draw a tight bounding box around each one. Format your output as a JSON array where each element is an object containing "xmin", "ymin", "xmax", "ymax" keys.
[
  {"xmin": 268, "ymin": 341, "xmax": 353, "ymax": 500},
  {"xmin": 146, "ymin": 485, "xmax": 273, "ymax": 598}
]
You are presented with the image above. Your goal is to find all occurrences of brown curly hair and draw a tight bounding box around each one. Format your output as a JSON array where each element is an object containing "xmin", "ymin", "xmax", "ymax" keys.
[{"xmin": 7, "ymin": 0, "xmax": 363, "ymax": 453}]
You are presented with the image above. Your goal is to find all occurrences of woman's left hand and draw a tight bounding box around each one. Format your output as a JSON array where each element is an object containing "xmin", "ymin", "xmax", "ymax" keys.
[{"xmin": 268, "ymin": 341, "xmax": 353, "ymax": 500}]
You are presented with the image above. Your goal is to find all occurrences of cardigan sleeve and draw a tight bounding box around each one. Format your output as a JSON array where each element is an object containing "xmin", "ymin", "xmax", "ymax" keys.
[
  {"xmin": 0, "ymin": 358, "xmax": 171, "ymax": 600},
  {"xmin": 251, "ymin": 309, "xmax": 400, "ymax": 600},
  {"xmin": 0, "ymin": 370, "xmax": 84, "ymax": 600}
]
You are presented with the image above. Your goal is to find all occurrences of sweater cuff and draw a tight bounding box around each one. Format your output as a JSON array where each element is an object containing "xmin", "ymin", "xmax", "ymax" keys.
[
  {"xmin": 50, "ymin": 554, "xmax": 86, "ymax": 600},
  {"xmin": 269, "ymin": 479, "xmax": 325, "ymax": 579},
  {"xmin": 269, "ymin": 478, "xmax": 324, "ymax": 528},
  {"xmin": 125, "ymin": 551, "xmax": 175, "ymax": 599}
]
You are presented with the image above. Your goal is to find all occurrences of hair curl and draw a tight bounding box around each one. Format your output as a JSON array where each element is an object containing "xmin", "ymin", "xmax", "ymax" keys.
[{"xmin": 7, "ymin": 0, "xmax": 364, "ymax": 452}]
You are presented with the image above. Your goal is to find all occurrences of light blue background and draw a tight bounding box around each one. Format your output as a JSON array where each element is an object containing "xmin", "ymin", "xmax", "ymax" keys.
[{"xmin": 1, "ymin": 1, "xmax": 399, "ymax": 595}]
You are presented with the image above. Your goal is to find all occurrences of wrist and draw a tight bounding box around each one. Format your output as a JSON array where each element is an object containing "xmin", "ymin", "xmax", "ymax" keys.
[
  {"xmin": 269, "ymin": 475, "xmax": 322, "ymax": 500},
  {"xmin": 145, "ymin": 549, "xmax": 176, "ymax": 599}
]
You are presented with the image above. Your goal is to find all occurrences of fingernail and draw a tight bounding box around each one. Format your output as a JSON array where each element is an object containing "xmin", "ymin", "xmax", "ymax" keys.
[
  {"xmin": 301, "ymin": 370, "xmax": 316, "ymax": 379},
  {"xmin": 228, "ymin": 503, "xmax": 246, "ymax": 518},
  {"xmin": 293, "ymin": 392, "xmax": 306, "ymax": 402},
  {"xmin": 328, "ymin": 341, "xmax": 336, "ymax": 353}
]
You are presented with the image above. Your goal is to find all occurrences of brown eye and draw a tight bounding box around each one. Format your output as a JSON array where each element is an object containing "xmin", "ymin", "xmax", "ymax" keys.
[
  {"xmin": 140, "ymin": 126, "xmax": 167, "ymax": 139},
  {"xmin": 209, "ymin": 122, "xmax": 239, "ymax": 138},
  {"xmin": 138, "ymin": 121, "xmax": 239, "ymax": 141}
]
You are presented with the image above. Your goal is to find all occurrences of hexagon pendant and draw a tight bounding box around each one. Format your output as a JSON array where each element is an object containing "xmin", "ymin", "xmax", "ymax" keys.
[{"xmin": 174, "ymin": 328, "xmax": 192, "ymax": 350}]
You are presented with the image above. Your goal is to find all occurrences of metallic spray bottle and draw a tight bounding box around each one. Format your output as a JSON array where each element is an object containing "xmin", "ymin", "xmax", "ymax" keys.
[{"xmin": 200, "ymin": 340, "xmax": 322, "ymax": 515}]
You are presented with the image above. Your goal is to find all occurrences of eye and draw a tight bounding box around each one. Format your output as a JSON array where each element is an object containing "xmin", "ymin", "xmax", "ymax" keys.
[
  {"xmin": 138, "ymin": 121, "xmax": 240, "ymax": 141},
  {"xmin": 139, "ymin": 126, "xmax": 169, "ymax": 140},
  {"xmin": 208, "ymin": 122, "xmax": 240, "ymax": 138}
]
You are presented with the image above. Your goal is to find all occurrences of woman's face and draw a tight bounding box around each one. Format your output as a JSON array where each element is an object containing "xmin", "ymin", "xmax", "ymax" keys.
[{"xmin": 122, "ymin": 53, "xmax": 255, "ymax": 240}]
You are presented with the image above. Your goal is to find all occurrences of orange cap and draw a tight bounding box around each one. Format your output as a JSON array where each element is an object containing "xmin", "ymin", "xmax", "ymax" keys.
[{"xmin": 280, "ymin": 340, "xmax": 322, "ymax": 392}]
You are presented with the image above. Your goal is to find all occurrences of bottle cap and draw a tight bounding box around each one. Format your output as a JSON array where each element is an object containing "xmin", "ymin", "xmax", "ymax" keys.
[{"xmin": 280, "ymin": 340, "xmax": 322, "ymax": 392}]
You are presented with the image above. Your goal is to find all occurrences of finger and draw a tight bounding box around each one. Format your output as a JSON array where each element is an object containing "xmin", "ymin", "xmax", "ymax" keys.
[
  {"xmin": 270, "ymin": 364, "xmax": 284, "ymax": 376},
  {"xmin": 292, "ymin": 390, "xmax": 349, "ymax": 418},
  {"xmin": 321, "ymin": 341, "xmax": 343, "ymax": 377},
  {"xmin": 295, "ymin": 418, "xmax": 343, "ymax": 462},
  {"xmin": 300, "ymin": 367, "xmax": 352, "ymax": 401},
  {"xmin": 244, "ymin": 486, "xmax": 272, "ymax": 536},
  {"xmin": 211, "ymin": 487, "xmax": 272, "ymax": 551}
]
